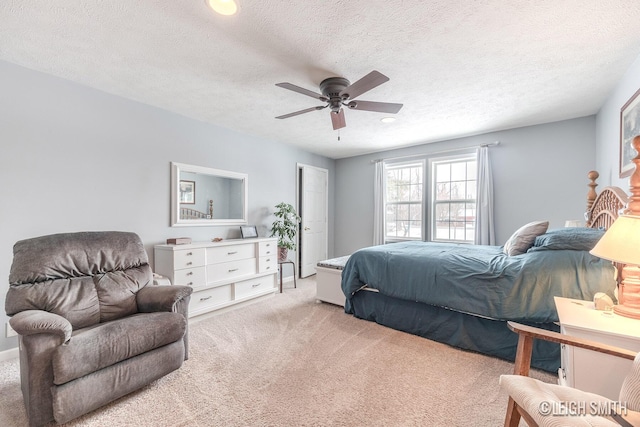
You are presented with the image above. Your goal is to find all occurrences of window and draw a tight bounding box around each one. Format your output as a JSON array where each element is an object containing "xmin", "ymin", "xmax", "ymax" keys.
[
  {"xmin": 431, "ymin": 157, "xmax": 477, "ymax": 243},
  {"xmin": 381, "ymin": 154, "xmax": 477, "ymax": 244},
  {"xmin": 384, "ymin": 161, "xmax": 424, "ymax": 240}
]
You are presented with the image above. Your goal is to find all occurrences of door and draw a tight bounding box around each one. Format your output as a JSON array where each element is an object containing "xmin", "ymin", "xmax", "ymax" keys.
[{"xmin": 298, "ymin": 164, "xmax": 328, "ymax": 278}]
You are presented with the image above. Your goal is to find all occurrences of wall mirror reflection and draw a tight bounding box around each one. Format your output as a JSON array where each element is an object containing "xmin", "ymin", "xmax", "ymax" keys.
[{"xmin": 170, "ymin": 162, "xmax": 248, "ymax": 227}]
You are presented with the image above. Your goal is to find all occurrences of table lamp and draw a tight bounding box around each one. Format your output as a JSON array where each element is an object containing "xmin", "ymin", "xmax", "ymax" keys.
[{"xmin": 590, "ymin": 215, "xmax": 640, "ymax": 319}]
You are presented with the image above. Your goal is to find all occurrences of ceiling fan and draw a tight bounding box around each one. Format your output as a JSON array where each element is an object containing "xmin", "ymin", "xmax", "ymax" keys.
[{"xmin": 275, "ymin": 70, "xmax": 403, "ymax": 130}]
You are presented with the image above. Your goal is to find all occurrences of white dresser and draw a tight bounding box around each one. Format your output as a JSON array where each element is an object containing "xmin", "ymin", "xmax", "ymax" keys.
[
  {"xmin": 154, "ymin": 238, "xmax": 278, "ymax": 317},
  {"xmin": 555, "ymin": 296, "xmax": 640, "ymax": 400}
]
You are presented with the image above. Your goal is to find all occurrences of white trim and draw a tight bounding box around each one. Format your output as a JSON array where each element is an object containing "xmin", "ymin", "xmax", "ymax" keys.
[
  {"xmin": 0, "ymin": 346, "xmax": 19, "ymax": 362},
  {"xmin": 428, "ymin": 155, "xmax": 478, "ymax": 243},
  {"xmin": 170, "ymin": 161, "xmax": 249, "ymax": 227},
  {"xmin": 296, "ymin": 163, "xmax": 329, "ymax": 278},
  {"xmin": 383, "ymin": 159, "xmax": 427, "ymax": 241}
]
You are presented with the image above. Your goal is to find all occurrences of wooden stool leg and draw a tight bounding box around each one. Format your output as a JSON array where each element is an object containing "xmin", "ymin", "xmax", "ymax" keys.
[{"xmin": 293, "ymin": 262, "xmax": 297, "ymax": 288}]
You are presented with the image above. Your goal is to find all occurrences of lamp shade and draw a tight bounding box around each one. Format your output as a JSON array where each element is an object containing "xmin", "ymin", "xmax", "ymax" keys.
[{"xmin": 590, "ymin": 215, "xmax": 640, "ymax": 265}]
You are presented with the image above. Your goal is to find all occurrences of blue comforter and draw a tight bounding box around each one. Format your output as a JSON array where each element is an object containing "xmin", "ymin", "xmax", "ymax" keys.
[{"xmin": 342, "ymin": 241, "xmax": 615, "ymax": 323}]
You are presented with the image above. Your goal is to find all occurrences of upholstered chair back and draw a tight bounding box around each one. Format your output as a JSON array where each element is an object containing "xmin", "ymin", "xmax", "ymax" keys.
[{"xmin": 5, "ymin": 231, "xmax": 153, "ymax": 329}]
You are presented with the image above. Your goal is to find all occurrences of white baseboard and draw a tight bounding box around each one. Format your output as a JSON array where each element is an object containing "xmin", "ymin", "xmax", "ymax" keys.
[{"xmin": 0, "ymin": 346, "xmax": 19, "ymax": 362}]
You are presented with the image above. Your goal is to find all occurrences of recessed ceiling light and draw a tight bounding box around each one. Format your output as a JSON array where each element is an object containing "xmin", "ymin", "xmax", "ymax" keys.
[
  {"xmin": 206, "ymin": 0, "xmax": 238, "ymax": 16},
  {"xmin": 381, "ymin": 117, "xmax": 396, "ymax": 123}
]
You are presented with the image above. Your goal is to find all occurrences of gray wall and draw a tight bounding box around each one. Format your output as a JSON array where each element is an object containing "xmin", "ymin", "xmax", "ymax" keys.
[
  {"xmin": 0, "ymin": 60, "xmax": 335, "ymax": 352},
  {"xmin": 596, "ymin": 54, "xmax": 640, "ymax": 188},
  {"xmin": 334, "ymin": 117, "xmax": 597, "ymax": 256}
]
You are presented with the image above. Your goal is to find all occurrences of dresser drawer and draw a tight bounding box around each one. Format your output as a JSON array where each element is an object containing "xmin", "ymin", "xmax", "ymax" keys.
[
  {"xmin": 190, "ymin": 285, "xmax": 232, "ymax": 315},
  {"xmin": 207, "ymin": 258, "xmax": 256, "ymax": 284},
  {"xmin": 207, "ymin": 244, "xmax": 255, "ymax": 263},
  {"xmin": 235, "ymin": 276, "xmax": 275, "ymax": 300},
  {"xmin": 174, "ymin": 248, "xmax": 206, "ymax": 269},
  {"xmin": 258, "ymin": 240, "xmax": 277, "ymax": 257},
  {"xmin": 173, "ymin": 266, "xmax": 206, "ymax": 289},
  {"xmin": 258, "ymin": 255, "xmax": 277, "ymax": 274}
]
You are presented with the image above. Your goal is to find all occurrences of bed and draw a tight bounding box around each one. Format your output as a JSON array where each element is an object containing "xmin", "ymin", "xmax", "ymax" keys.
[{"xmin": 341, "ymin": 171, "xmax": 629, "ymax": 372}]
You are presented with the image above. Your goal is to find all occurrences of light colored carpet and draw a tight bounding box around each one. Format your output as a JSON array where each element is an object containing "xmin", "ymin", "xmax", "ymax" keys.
[{"xmin": 0, "ymin": 277, "xmax": 554, "ymax": 426}]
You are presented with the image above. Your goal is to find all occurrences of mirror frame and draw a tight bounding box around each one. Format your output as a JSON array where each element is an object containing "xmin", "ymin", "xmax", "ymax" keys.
[{"xmin": 170, "ymin": 162, "xmax": 249, "ymax": 227}]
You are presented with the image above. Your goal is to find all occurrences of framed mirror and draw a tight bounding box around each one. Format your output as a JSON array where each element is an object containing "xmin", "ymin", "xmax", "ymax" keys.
[{"xmin": 170, "ymin": 162, "xmax": 248, "ymax": 227}]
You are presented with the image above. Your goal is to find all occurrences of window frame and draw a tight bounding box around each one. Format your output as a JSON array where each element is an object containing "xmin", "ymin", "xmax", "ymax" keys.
[
  {"xmin": 380, "ymin": 150, "xmax": 478, "ymax": 245},
  {"xmin": 383, "ymin": 159, "xmax": 426, "ymax": 242},
  {"xmin": 428, "ymin": 153, "xmax": 478, "ymax": 244}
]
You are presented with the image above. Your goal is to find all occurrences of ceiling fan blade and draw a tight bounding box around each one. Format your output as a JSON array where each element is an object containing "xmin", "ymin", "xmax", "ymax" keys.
[
  {"xmin": 339, "ymin": 70, "xmax": 389, "ymax": 100},
  {"xmin": 275, "ymin": 82, "xmax": 324, "ymax": 100},
  {"xmin": 276, "ymin": 106, "xmax": 324, "ymax": 119},
  {"xmin": 348, "ymin": 100, "xmax": 403, "ymax": 114},
  {"xmin": 331, "ymin": 109, "xmax": 346, "ymax": 130}
]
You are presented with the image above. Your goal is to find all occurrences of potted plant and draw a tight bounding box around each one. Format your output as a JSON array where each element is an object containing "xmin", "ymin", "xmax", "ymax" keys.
[{"xmin": 270, "ymin": 202, "xmax": 301, "ymax": 261}]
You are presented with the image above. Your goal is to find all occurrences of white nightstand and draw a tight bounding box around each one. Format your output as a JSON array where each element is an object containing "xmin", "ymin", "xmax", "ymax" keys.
[{"xmin": 555, "ymin": 296, "xmax": 640, "ymax": 400}]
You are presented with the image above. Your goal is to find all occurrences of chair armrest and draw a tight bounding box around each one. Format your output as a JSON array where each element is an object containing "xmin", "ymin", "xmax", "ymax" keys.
[
  {"xmin": 9, "ymin": 310, "xmax": 72, "ymax": 344},
  {"xmin": 137, "ymin": 285, "xmax": 193, "ymax": 313},
  {"xmin": 507, "ymin": 321, "xmax": 637, "ymax": 377},
  {"xmin": 508, "ymin": 321, "xmax": 636, "ymax": 360}
]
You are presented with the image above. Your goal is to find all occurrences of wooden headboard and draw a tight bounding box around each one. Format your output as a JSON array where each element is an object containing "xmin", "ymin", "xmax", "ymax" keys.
[
  {"xmin": 586, "ymin": 135, "xmax": 640, "ymax": 229},
  {"xmin": 585, "ymin": 171, "xmax": 628, "ymax": 229},
  {"xmin": 585, "ymin": 136, "xmax": 640, "ymax": 287},
  {"xmin": 180, "ymin": 199, "xmax": 214, "ymax": 220}
]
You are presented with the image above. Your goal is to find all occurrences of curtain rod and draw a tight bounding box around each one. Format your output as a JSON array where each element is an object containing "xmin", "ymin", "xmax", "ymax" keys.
[{"xmin": 370, "ymin": 141, "xmax": 500, "ymax": 164}]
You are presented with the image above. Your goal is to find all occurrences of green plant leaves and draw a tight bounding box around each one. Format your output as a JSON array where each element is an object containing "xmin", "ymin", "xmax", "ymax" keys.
[{"xmin": 269, "ymin": 203, "xmax": 301, "ymax": 251}]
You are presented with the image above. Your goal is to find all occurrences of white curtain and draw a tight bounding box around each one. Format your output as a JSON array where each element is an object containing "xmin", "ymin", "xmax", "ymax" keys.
[
  {"xmin": 373, "ymin": 160, "xmax": 385, "ymax": 246},
  {"xmin": 475, "ymin": 146, "xmax": 496, "ymax": 245}
]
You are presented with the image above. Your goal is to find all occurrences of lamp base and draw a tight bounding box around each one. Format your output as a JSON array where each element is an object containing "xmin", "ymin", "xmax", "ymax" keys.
[
  {"xmin": 614, "ymin": 265, "xmax": 640, "ymax": 320},
  {"xmin": 614, "ymin": 304, "xmax": 640, "ymax": 319}
]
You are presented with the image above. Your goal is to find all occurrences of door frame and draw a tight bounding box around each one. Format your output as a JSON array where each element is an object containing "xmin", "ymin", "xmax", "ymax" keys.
[{"xmin": 296, "ymin": 163, "xmax": 329, "ymax": 278}]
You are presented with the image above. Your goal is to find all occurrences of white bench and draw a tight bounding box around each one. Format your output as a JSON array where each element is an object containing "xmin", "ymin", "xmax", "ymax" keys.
[{"xmin": 315, "ymin": 255, "xmax": 350, "ymax": 306}]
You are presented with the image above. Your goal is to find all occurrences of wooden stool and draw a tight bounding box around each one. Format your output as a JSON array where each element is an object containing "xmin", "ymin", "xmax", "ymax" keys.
[{"xmin": 278, "ymin": 259, "xmax": 297, "ymax": 293}]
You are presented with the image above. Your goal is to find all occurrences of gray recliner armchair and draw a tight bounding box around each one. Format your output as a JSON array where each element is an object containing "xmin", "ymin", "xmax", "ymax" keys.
[{"xmin": 5, "ymin": 231, "xmax": 193, "ymax": 426}]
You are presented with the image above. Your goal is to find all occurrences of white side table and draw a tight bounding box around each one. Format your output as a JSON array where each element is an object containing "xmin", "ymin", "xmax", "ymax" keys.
[{"xmin": 555, "ymin": 296, "xmax": 640, "ymax": 400}]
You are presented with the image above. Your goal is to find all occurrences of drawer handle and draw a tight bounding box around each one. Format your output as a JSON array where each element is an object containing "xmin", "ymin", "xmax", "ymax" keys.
[
  {"xmin": 252, "ymin": 283, "xmax": 261, "ymax": 288},
  {"xmin": 266, "ymin": 266, "xmax": 271, "ymax": 270},
  {"xmin": 266, "ymin": 258, "xmax": 271, "ymax": 262},
  {"xmin": 186, "ymin": 252, "xmax": 193, "ymax": 256},
  {"xmin": 266, "ymin": 243, "xmax": 271, "ymax": 246},
  {"xmin": 187, "ymin": 282, "xmax": 193, "ymax": 286},
  {"xmin": 187, "ymin": 272, "xmax": 193, "ymax": 276},
  {"xmin": 266, "ymin": 251, "xmax": 271, "ymax": 255},
  {"xmin": 200, "ymin": 296, "xmax": 212, "ymax": 302},
  {"xmin": 227, "ymin": 251, "xmax": 238, "ymax": 255},
  {"xmin": 228, "ymin": 268, "xmax": 239, "ymax": 272},
  {"xmin": 186, "ymin": 262, "xmax": 193, "ymax": 266}
]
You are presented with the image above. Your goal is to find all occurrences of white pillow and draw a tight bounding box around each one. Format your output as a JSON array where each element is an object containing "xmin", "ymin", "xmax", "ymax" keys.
[{"xmin": 503, "ymin": 221, "xmax": 549, "ymax": 256}]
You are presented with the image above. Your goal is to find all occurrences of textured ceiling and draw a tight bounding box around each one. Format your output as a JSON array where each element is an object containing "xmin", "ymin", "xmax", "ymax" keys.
[{"xmin": 2, "ymin": 1, "xmax": 640, "ymax": 159}]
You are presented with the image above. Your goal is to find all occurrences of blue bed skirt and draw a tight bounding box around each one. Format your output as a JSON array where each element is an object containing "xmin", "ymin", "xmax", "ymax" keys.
[{"xmin": 349, "ymin": 289, "xmax": 560, "ymax": 373}]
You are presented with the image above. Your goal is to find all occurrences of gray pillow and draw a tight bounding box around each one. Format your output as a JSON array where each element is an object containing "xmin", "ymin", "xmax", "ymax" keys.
[
  {"xmin": 503, "ymin": 221, "xmax": 549, "ymax": 256},
  {"xmin": 529, "ymin": 227, "xmax": 605, "ymax": 252}
]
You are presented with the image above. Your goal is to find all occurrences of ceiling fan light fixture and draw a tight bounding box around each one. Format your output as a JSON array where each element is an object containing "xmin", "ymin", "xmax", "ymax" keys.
[
  {"xmin": 381, "ymin": 117, "xmax": 396, "ymax": 123},
  {"xmin": 275, "ymin": 70, "xmax": 403, "ymax": 131},
  {"xmin": 207, "ymin": 0, "xmax": 238, "ymax": 16}
]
